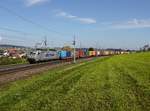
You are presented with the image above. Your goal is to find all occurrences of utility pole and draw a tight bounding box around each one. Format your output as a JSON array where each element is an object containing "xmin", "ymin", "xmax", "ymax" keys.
[
  {"xmin": 44, "ymin": 36, "xmax": 47, "ymax": 48},
  {"xmin": 95, "ymin": 41, "xmax": 98, "ymax": 56},
  {"xmin": 79, "ymin": 41, "xmax": 82, "ymax": 49},
  {"xmin": 73, "ymin": 35, "xmax": 76, "ymax": 63}
]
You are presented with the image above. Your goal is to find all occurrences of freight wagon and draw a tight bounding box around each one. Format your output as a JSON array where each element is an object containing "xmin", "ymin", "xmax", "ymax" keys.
[
  {"xmin": 78, "ymin": 50, "xmax": 85, "ymax": 58},
  {"xmin": 88, "ymin": 51, "xmax": 96, "ymax": 56},
  {"xmin": 59, "ymin": 51, "xmax": 72, "ymax": 59}
]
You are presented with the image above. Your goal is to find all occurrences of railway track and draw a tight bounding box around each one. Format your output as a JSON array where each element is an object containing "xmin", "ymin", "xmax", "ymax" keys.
[
  {"xmin": 0, "ymin": 56, "xmax": 107, "ymax": 85},
  {"xmin": 0, "ymin": 57, "xmax": 96, "ymax": 75},
  {"xmin": 0, "ymin": 59, "xmax": 70, "ymax": 75}
]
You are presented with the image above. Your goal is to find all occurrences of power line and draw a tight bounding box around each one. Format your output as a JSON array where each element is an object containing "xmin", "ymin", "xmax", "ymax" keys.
[
  {"xmin": 0, "ymin": 27, "xmax": 39, "ymax": 36},
  {"xmin": 0, "ymin": 4, "xmax": 71, "ymax": 36},
  {"xmin": 0, "ymin": 35, "xmax": 39, "ymax": 47},
  {"xmin": 0, "ymin": 33, "xmax": 37, "ymax": 43},
  {"xmin": 0, "ymin": 26, "xmax": 63, "ymax": 41},
  {"xmin": 0, "ymin": 32, "xmax": 68, "ymax": 48}
]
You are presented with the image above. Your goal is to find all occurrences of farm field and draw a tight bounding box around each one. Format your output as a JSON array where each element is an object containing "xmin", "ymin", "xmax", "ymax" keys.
[{"xmin": 0, "ymin": 52, "xmax": 150, "ymax": 111}]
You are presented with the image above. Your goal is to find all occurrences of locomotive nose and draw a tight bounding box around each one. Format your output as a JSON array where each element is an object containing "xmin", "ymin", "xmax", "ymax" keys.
[{"xmin": 27, "ymin": 58, "xmax": 36, "ymax": 64}]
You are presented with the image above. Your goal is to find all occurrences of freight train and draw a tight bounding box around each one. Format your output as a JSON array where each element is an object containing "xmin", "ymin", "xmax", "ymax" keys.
[{"xmin": 27, "ymin": 48, "xmax": 129, "ymax": 64}]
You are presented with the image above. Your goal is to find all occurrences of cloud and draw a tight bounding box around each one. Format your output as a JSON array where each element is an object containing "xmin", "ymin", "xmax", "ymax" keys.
[
  {"xmin": 112, "ymin": 19, "xmax": 150, "ymax": 29},
  {"xmin": 56, "ymin": 11, "xmax": 77, "ymax": 19},
  {"xmin": 76, "ymin": 18, "xmax": 96, "ymax": 24},
  {"xmin": 0, "ymin": 36, "xmax": 2, "ymax": 42},
  {"xmin": 55, "ymin": 11, "xmax": 96, "ymax": 24},
  {"xmin": 25, "ymin": 0, "xmax": 49, "ymax": 6}
]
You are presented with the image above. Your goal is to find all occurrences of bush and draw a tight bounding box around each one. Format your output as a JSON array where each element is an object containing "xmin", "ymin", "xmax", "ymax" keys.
[{"xmin": 0, "ymin": 57, "xmax": 28, "ymax": 65}]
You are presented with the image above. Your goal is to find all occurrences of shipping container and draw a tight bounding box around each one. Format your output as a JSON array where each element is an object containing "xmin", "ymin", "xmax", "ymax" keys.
[
  {"xmin": 70, "ymin": 51, "xmax": 79, "ymax": 58},
  {"xmin": 59, "ymin": 51, "xmax": 72, "ymax": 59},
  {"xmin": 76, "ymin": 51, "xmax": 80, "ymax": 58},
  {"xmin": 59, "ymin": 51, "xmax": 67, "ymax": 59},
  {"xmin": 66, "ymin": 51, "xmax": 71, "ymax": 57},
  {"xmin": 97, "ymin": 51, "xmax": 101, "ymax": 56},
  {"xmin": 78, "ymin": 50, "xmax": 85, "ymax": 57},
  {"xmin": 93, "ymin": 51, "xmax": 96, "ymax": 56},
  {"xmin": 89, "ymin": 51, "xmax": 96, "ymax": 56},
  {"xmin": 103, "ymin": 50, "xmax": 110, "ymax": 55},
  {"xmin": 87, "ymin": 51, "xmax": 90, "ymax": 56},
  {"xmin": 84, "ymin": 50, "xmax": 89, "ymax": 57}
]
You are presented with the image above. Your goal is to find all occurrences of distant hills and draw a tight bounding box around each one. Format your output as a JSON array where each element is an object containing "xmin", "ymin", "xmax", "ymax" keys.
[
  {"xmin": 0, "ymin": 44, "xmax": 29, "ymax": 49},
  {"xmin": 0, "ymin": 44, "xmax": 135, "ymax": 51}
]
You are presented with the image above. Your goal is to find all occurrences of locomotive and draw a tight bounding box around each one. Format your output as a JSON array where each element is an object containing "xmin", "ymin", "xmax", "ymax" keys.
[{"xmin": 27, "ymin": 49, "xmax": 59, "ymax": 63}]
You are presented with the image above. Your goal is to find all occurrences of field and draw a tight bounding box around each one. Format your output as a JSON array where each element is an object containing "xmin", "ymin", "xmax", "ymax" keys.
[{"xmin": 0, "ymin": 52, "xmax": 150, "ymax": 111}]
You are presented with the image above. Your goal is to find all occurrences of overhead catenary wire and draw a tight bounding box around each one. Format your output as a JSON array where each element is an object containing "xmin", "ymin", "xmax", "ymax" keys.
[
  {"xmin": 0, "ymin": 26, "xmax": 63, "ymax": 43},
  {"xmin": 0, "ymin": 31, "xmax": 70, "ymax": 48},
  {"xmin": 0, "ymin": 27, "xmax": 40, "ymax": 36},
  {"xmin": 0, "ymin": 4, "xmax": 79, "ymax": 53},
  {"xmin": 0, "ymin": 31, "xmax": 43, "ymax": 48},
  {"xmin": 0, "ymin": 4, "xmax": 71, "ymax": 36},
  {"xmin": 0, "ymin": 33, "xmax": 37, "ymax": 44},
  {"xmin": 0, "ymin": 32, "xmax": 36, "ymax": 41}
]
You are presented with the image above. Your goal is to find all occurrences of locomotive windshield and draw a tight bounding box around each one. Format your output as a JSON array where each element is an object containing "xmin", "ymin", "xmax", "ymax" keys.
[{"xmin": 30, "ymin": 52, "xmax": 36, "ymax": 55}]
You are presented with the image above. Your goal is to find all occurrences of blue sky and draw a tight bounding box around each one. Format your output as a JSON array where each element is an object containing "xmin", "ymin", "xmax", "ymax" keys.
[{"xmin": 0, "ymin": 0, "xmax": 150, "ymax": 49}]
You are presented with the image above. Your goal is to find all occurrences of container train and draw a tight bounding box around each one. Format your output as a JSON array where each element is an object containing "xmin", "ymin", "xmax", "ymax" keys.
[{"xmin": 27, "ymin": 48, "xmax": 129, "ymax": 64}]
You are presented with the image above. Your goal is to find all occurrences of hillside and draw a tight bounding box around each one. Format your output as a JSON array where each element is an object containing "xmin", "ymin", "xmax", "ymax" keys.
[
  {"xmin": 0, "ymin": 44, "xmax": 28, "ymax": 49},
  {"xmin": 0, "ymin": 52, "xmax": 150, "ymax": 111}
]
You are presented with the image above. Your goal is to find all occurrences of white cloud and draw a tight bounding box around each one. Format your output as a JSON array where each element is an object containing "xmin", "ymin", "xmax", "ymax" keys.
[
  {"xmin": 0, "ymin": 36, "xmax": 2, "ymax": 42},
  {"xmin": 55, "ymin": 11, "xmax": 96, "ymax": 24},
  {"xmin": 77, "ymin": 18, "xmax": 96, "ymax": 24},
  {"xmin": 112, "ymin": 19, "xmax": 150, "ymax": 29},
  {"xmin": 56, "ymin": 11, "xmax": 77, "ymax": 19},
  {"xmin": 25, "ymin": 0, "xmax": 49, "ymax": 6}
]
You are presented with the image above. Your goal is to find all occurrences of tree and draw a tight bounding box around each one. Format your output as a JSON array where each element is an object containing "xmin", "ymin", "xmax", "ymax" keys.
[
  {"xmin": 62, "ymin": 46, "xmax": 73, "ymax": 51},
  {"xmin": 143, "ymin": 44, "xmax": 149, "ymax": 51},
  {"xmin": 89, "ymin": 47, "xmax": 94, "ymax": 51}
]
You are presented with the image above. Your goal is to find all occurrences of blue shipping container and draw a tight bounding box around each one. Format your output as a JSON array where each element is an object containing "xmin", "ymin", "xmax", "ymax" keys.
[
  {"xmin": 83, "ymin": 49, "xmax": 88, "ymax": 56},
  {"xmin": 59, "ymin": 51, "xmax": 67, "ymax": 59},
  {"xmin": 66, "ymin": 51, "xmax": 71, "ymax": 57}
]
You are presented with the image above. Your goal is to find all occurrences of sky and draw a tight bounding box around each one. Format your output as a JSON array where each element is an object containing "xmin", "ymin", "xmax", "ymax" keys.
[{"xmin": 0, "ymin": 0, "xmax": 150, "ymax": 49}]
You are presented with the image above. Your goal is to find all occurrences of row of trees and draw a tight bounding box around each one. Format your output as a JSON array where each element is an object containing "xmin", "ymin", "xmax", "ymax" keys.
[{"xmin": 140, "ymin": 44, "xmax": 150, "ymax": 51}]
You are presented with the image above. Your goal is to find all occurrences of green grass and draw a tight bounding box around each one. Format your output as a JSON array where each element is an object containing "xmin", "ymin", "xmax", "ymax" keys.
[
  {"xmin": 0, "ymin": 57, "xmax": 28, "ymax": 66},
  {"xmin": 0, "ymin": 53, "xmax": 150, "ymax": 111}
]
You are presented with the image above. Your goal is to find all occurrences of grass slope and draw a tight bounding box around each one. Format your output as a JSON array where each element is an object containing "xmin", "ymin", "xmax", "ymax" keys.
[{"xmin": 0, "ymin": 53, "xmax": 150, "ymax": 111}]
